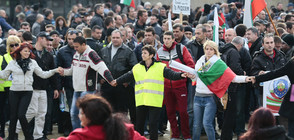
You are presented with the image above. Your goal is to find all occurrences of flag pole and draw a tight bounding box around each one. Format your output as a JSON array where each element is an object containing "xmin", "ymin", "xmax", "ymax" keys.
[{"xmin": 265, "ymin": 7, "xmax": 279, "ymax": 36}]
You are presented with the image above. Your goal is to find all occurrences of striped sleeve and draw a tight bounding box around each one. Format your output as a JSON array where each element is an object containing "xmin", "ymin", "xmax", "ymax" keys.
[{"xmin": 88, "ymin": 51, "xmax": 114, "ymax": 83}]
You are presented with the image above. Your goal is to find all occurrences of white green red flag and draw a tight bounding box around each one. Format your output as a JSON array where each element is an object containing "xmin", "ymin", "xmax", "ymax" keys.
[
  {"xmin": 243, "ymin": 0, "xmax": 267, "ymax": 27},
  {"xmin": 120, "ymin": 0, "xmax": 135, "ymax": 8},
  {"xmin": 197, "ymin": 55, "xmax": 236, "ymax": 98}
]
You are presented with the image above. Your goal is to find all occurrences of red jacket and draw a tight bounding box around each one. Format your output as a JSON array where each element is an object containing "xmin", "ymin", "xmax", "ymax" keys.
[
  {"xmin": 52, "ymin": 123, "xmax": 147, "ymax": 140},
  {"xmin": 156, "ymin": 41, "xmax": 195, "ymax": 88}
]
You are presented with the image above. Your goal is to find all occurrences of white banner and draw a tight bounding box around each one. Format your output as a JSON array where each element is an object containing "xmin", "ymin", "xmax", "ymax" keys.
[
  {"xmin": 169, "ymin": 60, "xmax": 196, "ymax": 75},
  {"xmin": 172, "ymin": 0, "xmax": 190, "ymax": 15},
  {"xmin": 263, "ymin": 76, "xmax": 290, "ymax": 116}
]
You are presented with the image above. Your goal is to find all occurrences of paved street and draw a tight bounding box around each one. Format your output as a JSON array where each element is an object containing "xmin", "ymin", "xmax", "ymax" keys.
[{"xmin": 4, "ymin": 123, "xmax": 239, "ymax": 140}]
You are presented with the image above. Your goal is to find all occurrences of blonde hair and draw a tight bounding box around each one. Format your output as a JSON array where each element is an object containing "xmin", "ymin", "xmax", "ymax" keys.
[
  {"xmin": 203, "ymin": 40, "xmax": 220, "ymax": 57},
  {"xmin": 6, "ymin": 36, "xmax": 21, "ymax": 54}
]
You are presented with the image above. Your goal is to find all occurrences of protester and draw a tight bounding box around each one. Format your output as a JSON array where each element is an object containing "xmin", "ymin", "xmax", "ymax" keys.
[
  {"xmin": 240, "ymin": 107, "xmax": 291, "ymax": 140},
  {"xmin": 253, "ymin": 56, "xmax": 294, "ymax": 139},
  {"xmin": 0, "ymin": 43, "xmax": 60, "ymax": 140},
  {"xmin": 53, "ymin": 94, "xmax": 146, "ymax": 140},
  {"xmin": 192, "ymin": 40, "xmax": 252, "ymax": 140},
  {"xmin": 0, "ymin": 35, "xmax": 20, "ymax": 138},
  {"xmin": 115, "ymin": 45, "xmax": 192, "ymax": 140},
  {"xmin": 59, "ymin": 36, "xmax": 115, "ymax": 130}
]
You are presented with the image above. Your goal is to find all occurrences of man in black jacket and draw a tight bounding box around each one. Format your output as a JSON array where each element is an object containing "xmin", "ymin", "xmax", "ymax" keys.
[
  {"xmin": 82, "ymin": 27, "xmax": 102, "ymax": 54},
  {"xmin": 90, "ymin": 3, "xmax": 104, "ymax": 29},
  {"xmin": 251, "ymin": 33, "xmax": 287, "ymax": 106},
  {"xmin": 246, "ymin": 27, "xmax": 263, "ymax": 58},
  {"xmin": 220, "ymin": 36, "xmax": 244, "ymax": 140},
  {"xmin": 40, "ymin": 9, "xmax": 53, "ymax": 32},
  {"xmin": 173, "ymin": 24, "xmax": 190, "ymax": 46},
  {"xmin": 56, "ymin": 30, "xmax": 78, "ymax": 136},
  {"xmin": 99, "ymin": 30, "xmax": 137, "ymax": 114},
  {"xmin": 186, "ymin": 24, "xmax": 207, "ymax": 62},
  {"xmin": 134, "ymin": 9, "xmax": 147, "ymax": 34}
]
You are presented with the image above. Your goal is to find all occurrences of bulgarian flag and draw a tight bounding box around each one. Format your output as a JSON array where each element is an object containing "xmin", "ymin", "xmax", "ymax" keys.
[
  {"xmin": 120, "ymin": 0, "xmax": 135, "ymax": 8},
  {"xmin": 243, "ymin": 0, "xmax": 267, "ymax": 27},
  {"xmin": 197, "ymin": 55, "xmax": 236, "ymax": 98},
  {"xmin": 213, "ymin": 7, "xmax": 219, "ymax": 45}
]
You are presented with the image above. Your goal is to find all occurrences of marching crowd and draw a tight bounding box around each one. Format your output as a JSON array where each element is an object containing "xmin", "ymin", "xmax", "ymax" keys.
[{"xmin": 0, "ymin": 1, "xmax": 294, "ymax": 140}]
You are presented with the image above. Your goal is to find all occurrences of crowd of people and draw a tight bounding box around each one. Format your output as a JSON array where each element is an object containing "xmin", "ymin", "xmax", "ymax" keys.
[{"xmin": 0, "ymin": 1, "xmax": 294, "ymax": 140}]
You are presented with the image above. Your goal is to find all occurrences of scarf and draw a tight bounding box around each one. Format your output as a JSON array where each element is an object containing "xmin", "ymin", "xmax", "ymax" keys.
[{"xmin": 16, "ymin": 58, "xmax": 31, "ymax": 74}]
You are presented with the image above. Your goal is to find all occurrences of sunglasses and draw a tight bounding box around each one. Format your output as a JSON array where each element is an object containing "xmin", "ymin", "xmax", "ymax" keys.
[
  {"xmin": 68, "ymin": 30, "xmax": 78, "ymax": 34},
  {"xmin": 10, "ymin": 43, "xmax": 19, "ymax": 47}
]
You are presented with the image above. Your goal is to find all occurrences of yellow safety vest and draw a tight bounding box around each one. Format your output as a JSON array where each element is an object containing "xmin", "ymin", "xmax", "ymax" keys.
[
  {"xmin": 3, "ymin": 53, "xmax": 13, "ymax": 87},
  {"xmin": 0, "ymin": 56, "xmax": 5, "ymax": 91},
  {"xmin": 133, "ymin": 62, "xmax": 166, "ymax": 107}
]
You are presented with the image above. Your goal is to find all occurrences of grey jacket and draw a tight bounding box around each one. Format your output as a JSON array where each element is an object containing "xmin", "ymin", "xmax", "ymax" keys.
[{"xmin": 0, "ymin": 59, "xmax": 57, "ymax": 91}]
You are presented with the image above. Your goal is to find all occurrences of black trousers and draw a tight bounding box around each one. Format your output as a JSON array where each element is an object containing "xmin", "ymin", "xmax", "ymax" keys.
[
  {"xmin": 136, "ymin": 106, "xmax": 161, "ymax": 140},
  {"xmin": 221, "ymin": 90, "xmax": 238, "ymax": 140},
  {"xmin": 0, "ymin": 88, "xmax": 9, "ymax": 137},
  {"xmin": 101, "ymin": 84, "xmax": 128, "ymax": 113},
  {"xmin": 8, "ymin": 91, "xmax": 33, "ymax": 140}
]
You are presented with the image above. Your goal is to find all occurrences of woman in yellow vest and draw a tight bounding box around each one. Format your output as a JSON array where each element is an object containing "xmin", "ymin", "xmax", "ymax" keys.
[
  {"xmin": 0, "ymin": 36, "xmax": 20, "ymax": 138},
  {"xmin": 114, "ymin": 45, "xmax": 192, "ymax": 140}
]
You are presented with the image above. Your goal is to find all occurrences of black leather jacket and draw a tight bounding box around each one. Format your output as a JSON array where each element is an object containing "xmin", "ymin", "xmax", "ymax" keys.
[
  {"xmin": 186, "ymin": 39, "xmax": 205, "ymax": 62},
  {"xmin": 99, "ymin": 43, "xmax": 138, "ymax": 79},
  {"xmin": 251, "ymin": 48, "xmax": 286, "ymax": 76}
]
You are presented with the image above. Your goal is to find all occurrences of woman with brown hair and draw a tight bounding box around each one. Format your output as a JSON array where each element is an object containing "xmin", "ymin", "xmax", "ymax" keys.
[
  {"xmin": 55, "ymin": 16, "xmax": 69, "ymax": 39},
  {"xmin": 239, "ymin": 107, "xmax": 290, "ymax": 140},
  {"xmin": 0, "ymin": 43, "xmax": 60, "ymax": 140},
  {"xmin": 54, "ymin": 94, "xmax": 146, "ymax": 140}
]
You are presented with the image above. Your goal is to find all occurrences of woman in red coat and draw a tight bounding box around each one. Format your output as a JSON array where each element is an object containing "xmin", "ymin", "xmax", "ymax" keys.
[{"xmin": 52, "ymin": 94, "xmax": 146, "ymax": 140}]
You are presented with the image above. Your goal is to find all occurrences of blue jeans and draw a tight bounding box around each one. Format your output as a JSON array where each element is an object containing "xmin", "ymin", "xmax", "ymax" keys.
[
  {"xmin": 193, "ymin": 95, "xmax": 216, "ymax": 140},
  {"xmin": 70, "ymin": 91, "xmax": 95, "ymax": 130}
]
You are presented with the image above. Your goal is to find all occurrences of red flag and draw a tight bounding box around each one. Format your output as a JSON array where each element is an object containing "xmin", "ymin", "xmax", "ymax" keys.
[{"xmin": 251, "ymin": 0, "xmax": 267, "ymax": 20}]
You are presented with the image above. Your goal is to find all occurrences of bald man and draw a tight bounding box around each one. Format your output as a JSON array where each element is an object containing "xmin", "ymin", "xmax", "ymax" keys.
[
  {"xmin": 0, "ymin": 10, "xmax": 13, "ymax": 37},
  {"xmin": 225, "ymin": 28, "xmax": 236, "ymax": 44}
]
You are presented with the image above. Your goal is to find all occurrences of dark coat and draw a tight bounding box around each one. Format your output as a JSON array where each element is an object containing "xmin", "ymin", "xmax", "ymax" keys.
[
  {"xmin": 32, "ymin": 48, "xmax": 58, "ymax": 90},
  {"xmin": 249, "ymin": 37, "xmax": 263, "ymax": 58},
  {"xmin": 148, "ymin": 22, "xmax": 162, "ymax": 36},
  {"xmin": 90, "ymin": 13, "xmax": 104, "ymax": 29},
  {"xmin": 86, "ymin": 38, "xmax": 103, "ymax": 54},
  {"xmin": 220, "ymin": 43, "xmax": 244, "ymax": 75},
  {"xmin": 239, "ymin": 47, "xmax": 252, "ymax": 75},
  {"xmin": 241, "ymin": 125, "xmax": 291, "ymax": 140},
  {"xmin": 26, "ymin": 11, "xmax": 38, "ymax": 28},
  {"xmin": 40, "ymin": 18, "xmax": 53, "ymax": 31},
  {"xmin": 256, "ymin": 59, "xmax": 294, "ymax": 120},
  {"xmin": 177, "ymin": 35, "xmax": 190, "ymax": 46},
  {"xmin": 99, "ymin": 43, "xmax": 138, "ymax": 79},
  {"xmin": 56, "ymin": 45, "xmax": 76, "ymax": 89},
  {"xmin": 56, "ymin": 26, "xmax": 69, "ymax": 39},
  {"xmin": 251, "ymin": 48, "xmax": 286, "ymax": 76},
  {"xmin": 185, "ymin": 39, "xmax": 205, "ymax": 62},
  {"xmin": 220, "ymin": 43, "xmax": 244, "ymax": 93},
  {"xmin": 134, "ymin": 21, "xmax": 146, "ymax": 35},
  {"xmin": 0, "ymin": 16, "xmax": 13, "ymax": 37}
]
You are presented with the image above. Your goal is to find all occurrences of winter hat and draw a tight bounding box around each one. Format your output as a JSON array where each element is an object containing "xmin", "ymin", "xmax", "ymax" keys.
[
  {"xmin": 184, "ymin": 26, "xmax": 193, "ymax": 33},
  {"xmin": 282, "ymin": 34, "xmax": 294, "ymax": 47}
]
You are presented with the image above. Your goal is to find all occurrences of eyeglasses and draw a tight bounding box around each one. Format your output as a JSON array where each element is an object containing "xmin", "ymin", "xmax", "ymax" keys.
[
  {"xmin": 219, "ymin": 32, "xmax": 224, "ymax": 34},
  {"xmin": 10, "ymin": 43, "xmax": 19, "ymax": 47}
]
